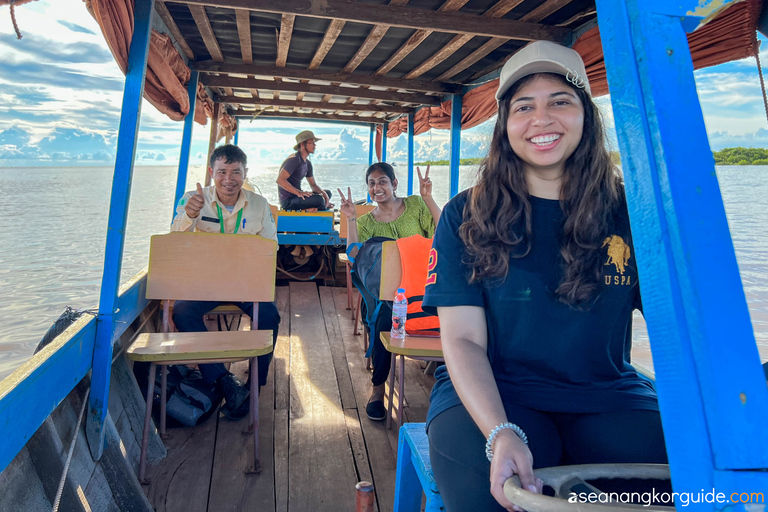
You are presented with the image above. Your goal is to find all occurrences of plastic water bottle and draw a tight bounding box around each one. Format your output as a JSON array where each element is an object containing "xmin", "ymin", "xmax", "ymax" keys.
[{"xmin": 391, "ymin": 288, "xmax": 407, "ymax": 339}]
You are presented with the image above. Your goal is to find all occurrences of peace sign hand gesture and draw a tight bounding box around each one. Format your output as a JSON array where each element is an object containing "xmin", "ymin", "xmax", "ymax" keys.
[
  {"xmin": 417, "ymin": 165, "xmax": 432, "ymax": 199},
  {"xmin": 337, "ymin": 187, "xmax": 357, "ymax": 220}
]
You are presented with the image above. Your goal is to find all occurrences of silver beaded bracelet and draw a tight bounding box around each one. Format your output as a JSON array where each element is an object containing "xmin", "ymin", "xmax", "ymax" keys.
[{"xmin": 485, "ymin": 422, "xmax": 528, "ymax": 462}]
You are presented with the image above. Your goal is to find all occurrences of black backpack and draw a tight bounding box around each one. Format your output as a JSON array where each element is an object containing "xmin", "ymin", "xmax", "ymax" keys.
[{"xmin": 349, "ymin": 236, "xmax": 394, "ymax": 357}]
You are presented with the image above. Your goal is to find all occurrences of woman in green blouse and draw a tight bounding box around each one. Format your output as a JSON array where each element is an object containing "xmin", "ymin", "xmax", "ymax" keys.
[{"xmin": 337, "ymin": 162, "xmax": 441, "ymax": 421}]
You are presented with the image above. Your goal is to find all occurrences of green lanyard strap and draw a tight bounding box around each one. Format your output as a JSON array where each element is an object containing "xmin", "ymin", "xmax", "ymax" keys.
[{"xmin": 215, "ymin": 203, "xmax": 243, "ymax": 234}]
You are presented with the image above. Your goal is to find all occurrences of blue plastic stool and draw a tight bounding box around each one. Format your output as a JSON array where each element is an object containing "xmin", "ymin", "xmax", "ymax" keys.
[{"xmin": 394, "ymin": 423, "xmax": 445, "ymax": 512}]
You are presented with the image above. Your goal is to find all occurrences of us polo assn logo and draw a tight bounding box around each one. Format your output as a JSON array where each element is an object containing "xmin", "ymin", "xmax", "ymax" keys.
[{"xmin": 602, "ymin": 235, "xmax": 632, "ymax": 285}]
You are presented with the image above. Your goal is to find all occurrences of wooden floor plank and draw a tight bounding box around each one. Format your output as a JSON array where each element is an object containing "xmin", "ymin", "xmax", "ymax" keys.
[
  {"xmin": 289, "ymin": 282, "xmax": 359, "ymax": 512},
  {"xmin": 344, "ymin": 409, "xmax": 380, "ymax": 512},
  {"xmin": 144, "ymin": 413, "xmax": 218, "ymax": 512},
  {"xmin": 331, "ymin": 287, "xmax": 399, "ymax": 512},
  {"xmin": 274, "ymin": 285, "xmax": 291, "ymax": 412},
  {"xmin": 319, "ymin": 286, "xmax": 358, "ymax": 409},
  {"xmin": 274, "ymin": 286, "xmax": 291, "ymax": 512},
  {"xmin": 207, "ymin": 359, "xmax": 276, "ymax": 512}
]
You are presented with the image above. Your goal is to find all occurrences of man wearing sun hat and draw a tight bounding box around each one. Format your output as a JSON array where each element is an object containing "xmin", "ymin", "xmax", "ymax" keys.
[{"xmin": 276, "ymin": 130, "xmax": 334, "ymax": 211}]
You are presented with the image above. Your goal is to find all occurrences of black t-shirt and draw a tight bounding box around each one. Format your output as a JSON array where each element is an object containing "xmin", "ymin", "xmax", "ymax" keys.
[{"xmin": 423, "ymin": 190, "xmax": 658, "ymax": 427}]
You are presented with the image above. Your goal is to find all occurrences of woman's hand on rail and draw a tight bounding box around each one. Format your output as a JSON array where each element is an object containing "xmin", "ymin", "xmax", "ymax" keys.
[
  {"xmin": 337, "ymin": 187, "xmax": 357, "ymax": 220},
  {"xmin": 417, "ymin": 165, "xmax": 432, "ymax": 199},
  {"xmin": 490, "ymin": 431, "xmax": 542, "ymax": 511}
]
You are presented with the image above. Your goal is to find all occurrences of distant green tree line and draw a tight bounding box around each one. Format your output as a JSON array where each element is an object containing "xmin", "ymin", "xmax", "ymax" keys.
[
  {"xmin": 415, "ymin": 158, "xmax": 484, "ymax": 166},
  {"xmin": 713, "ymin": 147, "xmax": 768, "ymax": 165}
]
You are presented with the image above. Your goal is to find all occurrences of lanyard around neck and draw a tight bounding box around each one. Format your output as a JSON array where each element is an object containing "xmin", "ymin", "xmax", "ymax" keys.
[{"xmin": 215, "ymin": 203, "xmax": 243, "ymax": 234}]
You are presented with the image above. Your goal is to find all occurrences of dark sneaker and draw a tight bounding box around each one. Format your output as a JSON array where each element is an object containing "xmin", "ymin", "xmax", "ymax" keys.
[
  {"xmin": 366, "ymin": 400, "xmax": 386, "ymax": 421},
  {"xmin": 217, "ymin": 373, "xmax": 250, "ymax": 413},
  {"xmin": 221, "ymin": 397, "xmax": 250, "ymax": 421}
]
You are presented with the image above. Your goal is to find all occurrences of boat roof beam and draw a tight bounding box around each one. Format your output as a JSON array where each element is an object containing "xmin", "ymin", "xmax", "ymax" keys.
[
  {"xmin": 181, "ymin": 0, "xmax": 572, "ymax": 43},
  {"xmin": 191, "ymin": 61, "xmax": 462, "ymax": 95},
  {"xmin": 215, "ymin": 96, "xmax": 414, "ymax": 114},
  {"xmin": 232, "ymin": 110, "xmax": 387, "ymax": 125},
  {"xmin": 202, "ymin": 75, "xmax": 442, "ymax": 106}
]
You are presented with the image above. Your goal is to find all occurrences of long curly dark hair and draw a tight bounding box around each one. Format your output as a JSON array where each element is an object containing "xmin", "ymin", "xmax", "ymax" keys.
[{"xmin": 459, "ymin": 73, "xmax": 625, "ymax": 305}]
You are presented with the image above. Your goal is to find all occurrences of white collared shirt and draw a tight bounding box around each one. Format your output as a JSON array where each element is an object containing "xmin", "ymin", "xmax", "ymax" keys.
[{"xmin": 172, "ymin": 185, "xmax": 277, "ymax": 242}]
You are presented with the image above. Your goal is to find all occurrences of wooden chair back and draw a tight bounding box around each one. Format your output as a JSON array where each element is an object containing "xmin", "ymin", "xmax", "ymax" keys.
[
  {"xmin": 379, "ymin": 240, "xmax": 403, "ymax": 302},
  {"xmin": 146, "ymin": 232, "xmax": 277, "ymax": 303},
  {"xmin": 339, "ymin": 205, "xmax": 375, "ymax": 238}
]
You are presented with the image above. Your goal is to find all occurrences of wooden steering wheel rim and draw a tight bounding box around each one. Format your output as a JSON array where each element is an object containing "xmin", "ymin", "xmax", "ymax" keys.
[{"xmin": 503, "ymin": 464, "xmax": 671, "ymax": 512}]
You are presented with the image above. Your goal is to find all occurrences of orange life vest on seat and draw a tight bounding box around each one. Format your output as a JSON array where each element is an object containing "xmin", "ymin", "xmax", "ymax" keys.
[{"xmin": 396, "ymin": 235, "xmax": 441, "ymax": 335}]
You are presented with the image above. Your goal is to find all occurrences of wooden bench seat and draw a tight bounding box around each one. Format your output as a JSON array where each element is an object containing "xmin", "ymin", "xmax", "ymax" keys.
[
  {"xmin": 126, "ymin": 232, "xmax": 277, "ymax": 482},
  {"xmin": 129, "ymin": 330, "xmax": 273, "ymax": 363}
]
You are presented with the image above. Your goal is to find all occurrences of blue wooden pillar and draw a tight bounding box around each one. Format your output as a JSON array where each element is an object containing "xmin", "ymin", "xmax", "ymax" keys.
[
  {"xmin": 407, "ymin": 112, "xmax": 415, "ymax": 195},
  {"xmin": 87, "ymin": 0, "xmax": 155, "ymax": 460},
  {"xmin": 233, "ymin": 119, "xmax": 239, "ymax": 146},
  {"xmin": 597, "ymin": 0, "xmax": 768, "ymax": 500},
  {"xmin": 368, "ymin": 124, "xmax": 375, "ymax": 167},
  {"xmin": 173, "ymin": 70, "xmax": 199, "ymax": 220},
  {"xmin": 381, "ymin": 122, "xmax": 388, "ymax": 162},
  {"xmin": 448, "ymin": 94, "xmax": 462, "ymax": 198}
]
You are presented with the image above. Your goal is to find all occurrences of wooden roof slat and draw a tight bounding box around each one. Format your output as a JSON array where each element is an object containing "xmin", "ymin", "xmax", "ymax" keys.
[
  {"xmin": 519, "ymin": 0, "xmax": 575, "ymax": 22},
  {"xmin": 188, "ymin": 4, "xmax": 224, "ymax": 62},
  {"xmin": 235, "ymin": 9, "xmax": 252, "ymax": 64},
  {"xmin": 374, "ymin": 0, "xmax": 470, "ymax": 76},
  {"xmin": 310, "ymin": 19, "xmax": 346, "ymax": 70},
  {"xmin": 340, "ymin": 0, "xmax": 410, "ymax": 73},
  {"xmin": 216, "ymin": 96, "xmax": 413, "ymax": 114},
  {"xmin": 404, "ymin": 34, "xmax": 473, "ymax": 79},
  {"xmin": 191, "ymin": 61, "xmax": 462, "ymax": 94},
  {"xmin": 229, "ymin": 109, "xmax": 386, "ymax": 124},
  {"xmin": 434, "ymin": 0, "xmax": 574, "ymax": 81},
  {"xmin": 434, "ymin": 38, "xmax": 506, "ymax": 81},
  {"xmin": 276, "ymin": 14, "xmax": 295, "ymax": 67},
  {"xmin": 483, "ymin": 0, "xmax": 526, "ymax": 18},
  {"xmin": 404, "ymin": 0, "xmax": 521, "ymax": 80},
  {"xmin": 342, "ymin": 25, "xmax": 390, "ymax": 73},
  {"xmin": 556, "ymin": 7, "xmax": 595, "ymax": 27},
  {"xmin": 202, "ymin": 75, "xmax": 442, "ymax": 105},
  {"xmin": 155, "ymin": 1, "xmax": 195, "ymax": 59},
  {"xmin": 181, "ymin": 0, "xmax": 571, "ymax": 42}
]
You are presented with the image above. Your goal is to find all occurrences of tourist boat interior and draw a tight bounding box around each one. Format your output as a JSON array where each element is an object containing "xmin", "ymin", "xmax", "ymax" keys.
[{"xmin": 1, "ymin": 0, "xmax": 767, "ymax": 510}]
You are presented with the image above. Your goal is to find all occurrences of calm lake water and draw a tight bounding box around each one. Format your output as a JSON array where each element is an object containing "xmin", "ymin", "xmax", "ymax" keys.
[{"xmin": 0, "ymin": 164, "xmax": 766, "ymax": 381}]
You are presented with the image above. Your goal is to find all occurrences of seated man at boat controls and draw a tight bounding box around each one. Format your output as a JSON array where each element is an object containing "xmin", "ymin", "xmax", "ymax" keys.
[
  {"xmin": 276, "ymin": 130, "xmax": 334, "ymax": 211},
  {"xmin": 171, "ymin": 144, "xmax": 280, "ymax": 420}
]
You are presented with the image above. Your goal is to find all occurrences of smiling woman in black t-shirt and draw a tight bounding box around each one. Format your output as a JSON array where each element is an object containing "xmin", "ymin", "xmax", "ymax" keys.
[{"xmin": 422, "ymin": 41, "xmax": 667, "ymax": 511}]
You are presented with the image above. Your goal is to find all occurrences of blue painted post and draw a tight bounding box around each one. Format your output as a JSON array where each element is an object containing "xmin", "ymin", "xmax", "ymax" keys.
[
  {"xmin": 368, "ymin": 124, "xmax": 375, "ymax": 167},
  {"xmin": 233, "ymin": 120, "xmax": 239, "ymax": 146},
  {"xmin": 448, "ymin": 94, "xmax": 462, "ymax": 198},
  {"xmin": 87, "ymin": 0, "xmax": 155, "ymax": 460},
  {"xmin": 596, "ymin": 0, "xmax": 768, "ymax": 499},
  {"xmin": 173, "ymin": 70, "xmax": 199, "ymax": 220},
  {"xmin": 381, "ymin": 122, "xmax": 388, "ymax": 162},
  {"xmin": 407, "ymin": 112, "xmax": 415, "ymax": 196}
]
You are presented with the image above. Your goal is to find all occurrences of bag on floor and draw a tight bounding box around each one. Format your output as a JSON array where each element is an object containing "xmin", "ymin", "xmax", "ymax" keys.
[{"xmin": 134, "ymin": 363, "xmax": 223, "ymax": 427}]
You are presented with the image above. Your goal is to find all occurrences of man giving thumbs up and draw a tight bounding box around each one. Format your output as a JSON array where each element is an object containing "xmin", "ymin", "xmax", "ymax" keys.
[{"xmin": 170, "ymin": 145, "xmax": 279, "ymax": 420}]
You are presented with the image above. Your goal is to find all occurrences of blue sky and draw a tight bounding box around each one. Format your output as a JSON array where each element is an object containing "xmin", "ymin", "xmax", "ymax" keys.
[{"xmin": 1, "ymin": 0, "xmax": 767, "ymax": 168}]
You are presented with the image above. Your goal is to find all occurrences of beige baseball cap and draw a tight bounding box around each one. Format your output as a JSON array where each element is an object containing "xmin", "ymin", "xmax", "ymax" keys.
[
  {"xmin": 293, "ymin": 130, "xmax": 321, "ymax": 151},
  {"xmin": 495, "ymin": 40, "xmax": 591, "ymax": 103}
]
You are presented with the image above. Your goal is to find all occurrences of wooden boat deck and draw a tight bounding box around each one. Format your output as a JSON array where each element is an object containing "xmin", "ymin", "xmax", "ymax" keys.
[{"xmin": 143, "ymin": 282, "xmax": 436, "ymax": 512}]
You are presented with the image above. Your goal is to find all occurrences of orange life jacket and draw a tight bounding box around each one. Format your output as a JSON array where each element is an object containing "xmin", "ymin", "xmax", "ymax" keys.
[{"xmin": 396, "ymin": 235, "xmax": 440, "ymax": 335}]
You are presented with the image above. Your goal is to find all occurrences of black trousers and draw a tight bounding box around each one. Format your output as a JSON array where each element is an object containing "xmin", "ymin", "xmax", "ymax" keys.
[
  {"xmin": 428, "ymin": 402, "xmax": 668, "ymax": 512},
  {"xmin": 361, "ymin": 300, "xmax": 393, "ymax": 386},
  {"xmin": 280, "ymin": 189, "xmax": 332, "ymax": 210},
  {"xmin": 171, "ymin": 300, "xmax": 280, "ymax": 387}
]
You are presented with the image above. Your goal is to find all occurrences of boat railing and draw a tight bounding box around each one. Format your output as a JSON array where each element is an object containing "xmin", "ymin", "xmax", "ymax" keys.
[{"xmin": 0, "ymin": 268, "xmax": 150, "ymax": 474}]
